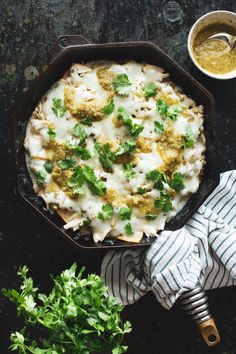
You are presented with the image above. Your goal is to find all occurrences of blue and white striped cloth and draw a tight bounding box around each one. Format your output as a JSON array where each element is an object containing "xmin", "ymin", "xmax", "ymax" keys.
[{"xmin": 101, "ymin": 170, "xmax": 236, "ymax": 309}]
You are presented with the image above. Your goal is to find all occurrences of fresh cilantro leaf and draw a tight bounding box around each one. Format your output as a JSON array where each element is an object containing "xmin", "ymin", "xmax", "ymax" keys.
[
  {"xmin": 66, "ymin": 165, "xmax": 85, "ymax": 195},
  {"xmin": 124, "ymin": 222, "xmax": 133, "ymax": 236},
  {"xmin": 113, "ymin": 74, "xmax": 132, "ymax": 96},
  {"xmin": 154, "ymin": 121, "xmax": 164, "ymax": 133},
  {"xmin": 146, "ymin": 169, "xmax": 167, "ymax": 190},
  {"xmin": 82, "ymin": 165, "xmax": 106, "ymax": 196},
  {"xmin": 119, "ymin": 207, "xmax": 132, "ymax": 221},
  {"xmin": 44, "ymin": 161, "xmax": 53, "ymax": 174},
  {"xmin": 115, "ymin": 140, "xmax": 136, "ymax": 156},
  {"xmin": 47, "ymin": 126, "xmax": 56, "ymax": 139},
  {"xmin": 73, "ymin": 123, "xmax": 87, "ymax": 143},
  {"xmin": 183, "ymin": 127, "xmax": 195, "ymax": 148},
  {"xmin": 58, "ymin": 157, "xmax": 76, "ymax": 170},
  {"xmin": 145, "ymin": 214, "xmax": 157, "ymax": 220},
  {"xmin": 95, "ymin": 143, "xmax": 115, "ymax": 169},
  {"xmin": 156, "ymin": 99, "xmax": 169, "ymax": 116},
  {"xmin": 123, "ymin": 163, "xmax": 136, "ymax": 178},
  {"xmin": 167, "ymin": 107, "xmax": 181, "ymax": 121},
  {"xmin": 103, "ymin": 98, "xmax": 115, "ymax": 115},
  {"xmin": 80, "ymin": 117, "xmax": 93, "ymax": 127},
  {"xmin": 3, "ymin": 264, "xmax": 132, "ymax": 353},
  {"xmin": 137, "ymin": 187, "xmax": 147, "ymax": 194},
  {"xmin": 35, "ymin": 171, "xmax": 46, "ymax": 186},
  {"xmin": 98, "ymin": 204, "xmax": 114, "ymax": 221},
  {"xmin": 117, "ymin": 107, "xmax": 144, "ymax": 137},
  {"xmin": 154, "ymin": 190, "xmax": 173, "ymax": 212},
  {"xmin": 113, "ymin": 345, "xmax": 129, "ymax": 354},
  {"xmin": 143, "ymin": 82, "xmax": 157, "ymax": 98},
  {"xmin": 72, "ymin": 145, "xmax": 92, "ymax": 160},
  {"xmin": 169, "ymin": 172, "xmax": 185, "ymax": 192},
  {"xmin": 51, "ymin": 97, "xmax": 67, "ymax": 118}
]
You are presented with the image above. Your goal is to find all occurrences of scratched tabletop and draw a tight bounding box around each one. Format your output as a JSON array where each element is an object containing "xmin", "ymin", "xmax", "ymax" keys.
[{"xmin": 1, "ymin": 1, "xmax": 236, "ymax": 353}]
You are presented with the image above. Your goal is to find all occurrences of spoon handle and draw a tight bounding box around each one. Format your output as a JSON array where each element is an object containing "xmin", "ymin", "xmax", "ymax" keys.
[{"xmin": 179, "ymin": 286, "xmax": 220, "ymax": 346}]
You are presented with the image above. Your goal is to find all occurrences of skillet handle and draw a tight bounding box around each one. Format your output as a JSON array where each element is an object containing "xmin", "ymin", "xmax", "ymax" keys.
[{"xmin": 48, "ymin": 35, "xmax": 91, "ymax": 64}]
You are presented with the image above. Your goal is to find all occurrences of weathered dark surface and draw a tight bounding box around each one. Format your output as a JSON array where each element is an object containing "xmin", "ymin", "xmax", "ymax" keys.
[{"xmin": 0, "ymin": 1, "xmax": 236, "ymax": 353}]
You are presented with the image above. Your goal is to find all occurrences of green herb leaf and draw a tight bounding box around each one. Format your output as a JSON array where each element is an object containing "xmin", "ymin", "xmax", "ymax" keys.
[
  {"xmin": 145, "ymin": 214, "xmax": 157, "ymax": 220},
  {"xmin": 44, "ymin": 161, "xmax": 53, "ymax": 174},
  {"xmin": 154, "ymin": 121, "xmax": 164, "ymax": 133},
  {"xmin": 3, "ymin": 264, "xmax": 131, "ymax": 353},
  {"xmin": 143, "ymin": 82, "xmax": 157, "ymax": 98},
  {"xmin": 146, "ymin": 169, "xmax": 167, "ymax": 190},
  {"xmin": 47, "ymin": 126, "xmax": 56, "ymax": 139},
  {"xmin": 117, "ymin": 107, "xmax": 144, "ymax": 137},
  {"xmin": 154, "ymin": 190, "xmax": 173, "ymax": 212},
  {"xmin": 35, "ymin": 171, "xmax": 46, "ymax": 186},
  {"xmin": 103, "ymin": 98, "xmax": 115, "ymax": 115},
  {"xmin": 124, "ymin": 222, "xmax": 133, "ymax": 236},
  {"xmin": 66, "ymin": 165, "xmax": 85, "ymax": 195},
  {"xmin": 167, "ymin": 107, "xmax": 181, "ymax": 121},
  {"xmin": 113, "ymin": 74, "xmax": 132, "ymax": 96},
  {"xmin": 123, "ymin": 163, "xmax": 136, "ymax": 178},
  {"xmin": 58, "ymin": 157, "xmax": 77, "ymax": 170},
  {"xmin": 73, "ymin": 145, "xmax": 92, "ymax": 160},
  {"xmin": 95, "ymin": 143, "xmax": 115, "ymax": 169},
  {"xmin": 98, "ymin": 204, "xmax": 114, "ymax": 221},
  {"xmin": 51, "ymin": 97, "xmax": 67, "ymax": 118},
  {"xmin": 73, "ymin": 123, "xmax": 87, "ymax": 143},
  {"xmin": 115, "ymin": 140, "xmax": 136, "ymax": 156},
  {"xmin": 156, "ymin": 99, "xmax": 169, "ymax": 116},
  {"xmin": 137, "ymin": 187, "xmax": 148, "ymax": 195},
  {"xmin": 119, "ymin": 207, "xmax": 132, "ymax": 221},
  {"xmin": 82, "ymin": 165, "xmax": 106, "ymax": 196},
  {"xmin": 183, "ymin": 127, "xmax": 195, "ymax": 148},
  {"xmin": 80, "ymin": 117, "xmax": 93, "ymax": 127},
  {"xmin": 169, "ymin": 172, "xmax": 185, "ymax": 192}
]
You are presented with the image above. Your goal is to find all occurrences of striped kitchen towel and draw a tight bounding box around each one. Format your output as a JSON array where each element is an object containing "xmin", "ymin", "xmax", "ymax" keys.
[{"xmin": 101, "ymin": 170, "xmax": 236, "ymax": 309}]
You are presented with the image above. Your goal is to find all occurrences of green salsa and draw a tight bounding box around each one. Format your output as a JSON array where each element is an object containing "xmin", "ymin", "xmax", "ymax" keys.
[{"xmin": 193, "ymin": 22, "xmax": 236, "ymax": 74}]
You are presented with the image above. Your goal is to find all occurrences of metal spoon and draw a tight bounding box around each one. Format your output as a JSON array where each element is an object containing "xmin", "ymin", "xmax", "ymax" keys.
[{"xmin": 207, "ymin": 32, "xmax": 236, "ymax": 50}]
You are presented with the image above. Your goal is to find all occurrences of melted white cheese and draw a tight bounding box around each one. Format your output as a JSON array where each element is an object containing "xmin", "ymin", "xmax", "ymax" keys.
[{"xmin": 25, "ymin": 61, "xmax": 205, "ymax": 243}]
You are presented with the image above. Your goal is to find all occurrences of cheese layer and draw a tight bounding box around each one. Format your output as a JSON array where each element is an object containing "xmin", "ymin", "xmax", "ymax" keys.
[{"xmin": 25, "ymin": 61, "xmax": 205, "ymax": 243}]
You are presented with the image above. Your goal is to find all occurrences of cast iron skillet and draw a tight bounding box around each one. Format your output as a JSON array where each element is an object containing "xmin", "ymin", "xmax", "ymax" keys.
[{"xmin": 12, "ymin": 35, "xmax": 219, "ymax": 250}]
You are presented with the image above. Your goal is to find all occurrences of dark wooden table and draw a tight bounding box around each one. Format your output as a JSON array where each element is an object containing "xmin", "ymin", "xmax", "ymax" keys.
[{"xmin": 1, "ymin": 1, "xmax": 236, "ymax": 353}]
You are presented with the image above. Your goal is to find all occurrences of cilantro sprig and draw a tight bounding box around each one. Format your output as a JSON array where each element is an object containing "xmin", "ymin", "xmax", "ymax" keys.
[
  {"xmin": 66, "ymin": 165, "xmax": 85, "ymax": 195},
  {"xmin": 82, "ymin": 165, "xmax": 106, "ymax": 196},
  {"xmin": 123, "ymin": 163, "xmax": 136, "ymax": 178},
  {"xmin": 44, "ymin": 161, "xmax": 53, "ymax": 174},
  {"xmin": 119, "ymin": 207, "xmax": 132, "ymax": 221},
  {"xmin": 154, "ymin": 190, "xmax": 173, "ymax": 213},
  {"xmin": 51, "ymin": 97, "xmax": 67, "ymax": 118},
  {"xmin": 183, "ymin": 127, "xmax": 195, "ymax": 148},
  {"xmin": 117, "ymin": 107, "xmax": 144, "ymax": 137},
  {"xmin": 124, "ymin": 222, "xmax": 133, "ymax": 236},
  {"xmin": 98, "ymin": 204, "xmax": 114, "ymax": 221},
  {"xmin": 146, "ymin": 169, "xmax": 167, "ymax": 190},
  {"xmin": 47, "ymin": 126, "xmax": 56, "ymax": 139},
  {"xmin": 2, "ymin": 264, "xmax": 131, "ymax": 354},
  {"xmin": 35, "ymin": 171, "xmax": 46, "ymax": 186},
  {"xmin": 80, "ymin": 117, "xmax": 93, "ymax": 127},
  {"xmin": 58, "ymin": 157, "xmax": 77, "ymax": 170},
  {"xmin": 142, "ymin": 82, "xmax": 157, "ymax": 98},
  {"xmin": 156, "ymin": 99, "xmax": 181, "ymax": 121},
  {"xmin": 95, "ymin": 143, "xmax": 115, "ymax": 169},
  {"xmin": 154, "ymin": 121, "xmax": 164, "ymax": 133},
  {"xmin": 73, "ymin": 123, "xmax": 87, "ymax": 143},
  {"xmin": 115, "ymin": 140, "xmax": 136, "ymax": 156},
  {"xmin": 113, "ymin": 74, "xmax": 132, "ymax": 96},
  {"xmin": 103, "ymin": 98, "xmax": 115, "ymax": 115},
  {"xmin": 169, "ymin": 172, "xmax": 185, "ymax": 192}
]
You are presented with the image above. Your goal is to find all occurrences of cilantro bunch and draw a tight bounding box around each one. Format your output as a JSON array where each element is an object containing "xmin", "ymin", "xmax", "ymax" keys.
[{"xmin": 2, "ymin": 264, "xmax": 132, "ymax": 354}]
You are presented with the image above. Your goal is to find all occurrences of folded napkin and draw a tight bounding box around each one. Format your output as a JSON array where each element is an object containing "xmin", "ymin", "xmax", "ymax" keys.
[{"xmin": 101, "ymin": 170, "xmax": 236, "ymax": 309}]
